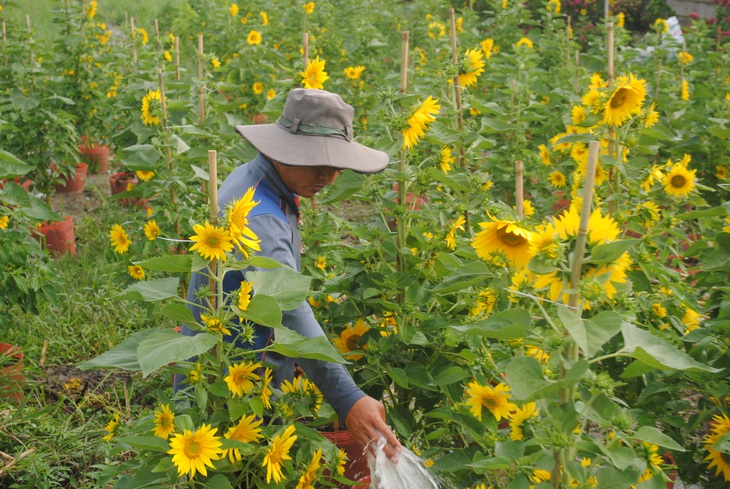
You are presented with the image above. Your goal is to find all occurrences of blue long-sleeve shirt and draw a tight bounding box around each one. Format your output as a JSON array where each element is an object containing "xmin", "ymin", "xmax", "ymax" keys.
[{"xmin": 181, "ymin": 153, "xmax": 365, "ymax": 422}]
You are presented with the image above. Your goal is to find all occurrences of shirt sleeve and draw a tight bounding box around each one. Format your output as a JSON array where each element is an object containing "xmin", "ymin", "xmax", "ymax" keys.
[{"xmin": 249, "ymin": 214, "xmax": 366, "ymax": 422}]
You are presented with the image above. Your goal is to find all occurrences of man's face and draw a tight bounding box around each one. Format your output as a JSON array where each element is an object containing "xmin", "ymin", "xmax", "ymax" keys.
[{"xmin": 274, "ymin": 162, "xmax": 338, "ymax": 198}]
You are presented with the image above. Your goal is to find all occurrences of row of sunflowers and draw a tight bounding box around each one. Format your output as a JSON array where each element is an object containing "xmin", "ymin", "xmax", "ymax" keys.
[{"xmin": 1, "ymin": 0, "xmax": 729, "ymax": 487}]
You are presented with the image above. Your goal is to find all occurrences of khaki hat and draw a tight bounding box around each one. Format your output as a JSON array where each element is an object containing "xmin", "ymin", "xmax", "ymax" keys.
[{"xmin": 235, "ymin": 88, "xmax": 389, "ymax": 174}]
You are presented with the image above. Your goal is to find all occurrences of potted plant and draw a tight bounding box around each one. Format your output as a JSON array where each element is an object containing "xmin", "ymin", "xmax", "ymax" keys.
[{"xmin": 0, "ymin": 343, "xmax": 24, "ymax": 404}]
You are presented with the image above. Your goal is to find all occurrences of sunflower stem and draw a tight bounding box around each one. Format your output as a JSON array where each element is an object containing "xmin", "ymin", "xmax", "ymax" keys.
[
  {"xmin": 130, "ymin": 17, "xmax": 137, "ymax": 72},
  {"xmin": 395, "ymin": 31, "xmax": 409, "ymax": 282},
  {"xmin": 515, "ymin": 160, "xmax": 524, "ymax": 219},
  {"xmin": 208, "ymin": 150, "xmax": 219, "ymax": 311},
  {"xmin": 448, "ymin": 8, "xmax": 465, "ymax": 168}
]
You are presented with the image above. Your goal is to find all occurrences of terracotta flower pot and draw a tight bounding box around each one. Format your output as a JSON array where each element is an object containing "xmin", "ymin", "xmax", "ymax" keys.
[
  {"xmin": 37, "ymin": 216, "xmax": 77, "ymax": 255},
  {"xmin": 79, "ymin": 143, "xmax": 110, "ymax": 175},
  {"xmin": 54, "ymin": 162, "xmax": 88, "ymax": 193},
  {"xmin": 321, "ymin": 428, "xmax": 370, "ymax": 487},
  {"xmin": 0, "ymin": 343, "xmax": 25, "ymax": 405},
  {"xmin": 109, "ymin": 172, "xmax": 146, "ymax": 207}
]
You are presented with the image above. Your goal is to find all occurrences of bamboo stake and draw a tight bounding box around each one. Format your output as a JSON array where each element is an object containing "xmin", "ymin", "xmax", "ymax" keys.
[
  {"xmin": 198, "ymin": 34, "xmax": 205, "ymax": 124},
  {"xmin": 130, "ymin": 17, "xmax": 137, "ymax": 71},
  {"xmin": 158, "ymin": 68, "xmax": 180, "ymax": 238},
  {"xmin": 208, "ymin": 150, "xmax": 219, "ymax": 309},
  {"xmin": 396, "ymin": 31, "xmax": 409, "ymax": 276},
  {"xmin": 680, "ymin": 41, "xmax": 686, "ymax": 79},
  {"xmin": 26, "ymin": 15, "xmax": 34, "ymax": 64},
  {"xmin": 449, "ymin": 9, "xmax": 464, "ymax": 167},
  {"xmin": 566, "ymin": 16, "xmax": 571, "ymax": 66},
  {"xmin": 303, "ymin": 32, "xmax": 309, "ymax": 69},
  {"xmin": 515, "ymin": 160, "xmax": 524, "ymax": 219},
  {"xmin": 2, "ymin": 21, "xmax": 6, "ymax": 47},
  {"xmin": 607, "ymin": 22, "xmax": 614, "ymax": 87},
  {"xmin": 175, "ymin": 36, "xmax": 180, "ymax": 81}
]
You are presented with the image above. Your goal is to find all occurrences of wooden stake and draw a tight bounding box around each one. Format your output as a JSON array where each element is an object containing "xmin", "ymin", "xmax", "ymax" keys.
[
  {"xmin": 198, "ymin": 34, "xmax": 205, "ymax": 124},
  {"xmin": 207, "ymin": 150, "xmax": 219, "ymax": 308},
  {"xmin": 303, "ymin": 32, "xmax": 309, "ymax": 68},
  {"xmin": 399, "ymin": 31, "xmax": 409, "ymax": 93},
  {"xmin": 26, "ymin": 15, "xmax": 34, "ymax": 64},
  {"xmin": 2, "ymin": 21, "xmax": 6, "ymax": 46},
  {"xmin": 396, "ymin": 31, "xmax": 410, "ymax": 276},
  {"xmin": 515, "ymin": 160, "xmax": 524, "ymax": 219},
  {"xmin": 159, "ymin": 68, "xmax": 180, "ymax": 238},
  {"xmin": 449, "ymin": 8, "xmax": 464, "ymax": 167},
  {"xmin": 680, "ymin": 41, "xmax": 686, "ymax": 79},
  {"xmin": 175, "ymin": 36, "xmax": 180, "ymax": 81},
  {"xmin": 566, "ymin": 16, "xmax": 571, "ymax": 65},
  {"xmin": 607, "ymin": 22, "xmax": 614, "ymax": 88},
  {"xmin": 130, "ymin": 17, "xmax": 137, "ymax": 71}
]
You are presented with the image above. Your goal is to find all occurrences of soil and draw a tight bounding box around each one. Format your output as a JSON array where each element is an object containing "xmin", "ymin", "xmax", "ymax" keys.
[{"xmin": 50, "ymin": 172, "xmax": 109, "ymax": 223}]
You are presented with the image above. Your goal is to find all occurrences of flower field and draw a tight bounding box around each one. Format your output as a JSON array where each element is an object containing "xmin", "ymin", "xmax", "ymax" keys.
[{"xmin": 1, "ymin": 0, "xmax": 730, "ymax": 488}]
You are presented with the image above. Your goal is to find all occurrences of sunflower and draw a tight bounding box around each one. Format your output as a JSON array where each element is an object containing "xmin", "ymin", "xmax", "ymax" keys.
[
  {"xmin": 458, "ymin": 48, "xmax": 485, "ymax": 88},
  {"xmin": 200, "ymin": 314, "xmax": 232, "ymax": 336},
  {"xmin": 440, "ymin": 146, "xmax": 455, "ymax": 172},
  {"xmin": 315, "ymin": 256, "xmax": 326, "ymax": 270},
  {"xmin": 238, "ymin": 280, "xmax": 253, "ymax": 311},
  {"xmin": 616, "ymin": 12, "xmax": 625, "ymax": 27},
  {"xmin": 663, "ymin": 163, "xmax": 696, "ymax": 199},
  {"xmin": 552, "ymin": 205, "xmax": 620, "ymax": 246},
  {"xmin": 549, "ymin": 170, "xmax": 567, "ymax": 188},
  {"xmin": 226, "ymin": 187, "xmax": 261, "ymax": 257},
  {"xmin": 508, "ymin": 402, "xmax": 538, "ymax": 441},
  {"xmin": 717, "ymin": 165, "xmax": 728, "ymax": 179},
  {"xmin": 262, "ymin": 425, "xmax": 297, "ymax": 484},
  {"xmin": 641, "ymin": 165, "xmax": 664, "ymax": 192},
  {"xmin": 127, "ymin": 265, "xmax": 145, "ymax": 280},
  {"xmin": 653, "ymin": 18, "xmax": 669, "ymax": 33},
  {"xmin": 547, "ymin": 0, "xmax": 561, "ymax": 13},
  {"xmin": 188, "ymin": 362, "xmax": 201, "ymax": 384},
  {"xmin": 480, "ymin": 38, "xmax": 496, "ymax": 59},
  {"xmin": 402, "ymin": 96, "xmax": 440, "ymax": 149},
  {"xmin": 335, "ymin": 448, "xmax": 348, "ymax": 476},
  {"xmin": 333, "ymin": 318, "xmax": 369, "ymax": 360},
  {"xmin": 515, "ymin": 37, "xmax": 533, "ymax": 49},
  {"xmin": 260, "ymin": 367, "xmax": 273, "ymax": 409},
  {"xmin": 681, "ymin": 79, "xmax": 690, "ymax": 101},
  {"xmin": 428, "ymin": 21, "xmax": 446, "ymax": 39},
  {"xmin": 571, "ymin": 105, "xmax": 587, "ymax": 125},
  {"xmin": 343, "ymin": 65, "xmax": 365, "ymax": 80},
  {"xmin": 189, "ymin": 221, "xmax": 234, "ymax": 261},
  {"xmin": 303, "ymin": 1, "xmax": 315, "ymax": 14},
  {"xmin": 471, "ymin": 218, "xmax": 535, "ymax": 269},
  {"xmin": 644, "ymin": 102, "xmax": 660, "ymax": 128},
  {"xmin": 144, "ymin": 220, "xmax": 160, "ymax": 240},
  {"xmin": 211, "ymin": 57, "xmax": 221, "ymax": 68},
  {"xmin": 153, "ymin": 404, "xmax": 175, "ymax": 439},
  {"xmin": 301, "ymin": 55, "xmax": 329, "ymax": 89},
  {"xmin": 140, "ymin": 89, "xmax": 163, "ymax": 126},
  {"xmin": 470, "ymin": 288, "xmax": 497, "ymax": 316},
  {"xmin": 538, "ymin": 143, "xmax": 551, "ymax": 165},
  {"xmin": 229, "ymin": 3, "xmax": 239, "ymax": 16},
  {"xmin": 703, "ymin": 413, "xmax": 730, "ymax": 481},
  {"xmin": 109, "ymin": 224, "xmax": 132, "ymax": 254},
  {"xmin": 102, "ymin": 413, "xmax": 120, "ymax": 442},
  {"xmin": 581, "ymin": 88, "xmax": 602, "ymax": 113},
  {"xmin": 464, "ymin": 381, "xmax": 517, "ymax": 421},
  {"xmin": 224, "ymin": 361, "xmax": 261, "ymax": 397},
  {"xmin": 135, "ymin": 170, "xmax": 155, "ymax": 181},
  {"xmin": 530, "ymin": 469, "xmax": 552, "ymax": 485},
  {"xmin": 253, "ymin": 82, "xmax": 264, "ymax": 94},
  {"xmin": 296, "ymin": 448, "xmax": 322, "ymax": 489},
  {"xmin": 267, "ymin": 88, "xmax": 276, "ymax": 100},
  {"xmin": 682, "ymin": 307, "xmax": 702, "ymax": 334},
  {"xmin": 223, "ymin": 413, "xmax": 264, "ymax": 463},
  {"xmin": 603, "ymin": 74, "xmax": 647, "ymax": 126},
  {"xmin": 168, "ymin": 424, "xmax": 223, "ymax": 479},
  {"xmin": 0, "ymin": 215, "xmax": 8, "ymax": 230},
  {"xmin": 247, "ymin": 30, "xmax": 262, "ymax": 45},
  {"xmin": 260, "ymin": 11, "xmax": 268, "ymax": 25},
  {"xmin": 445, "ymin": 215, "xmax": 466, "ymax": 250},
  {"xmin": 678, "ymin": 51, "xmax": 693, "ymax": 64}
]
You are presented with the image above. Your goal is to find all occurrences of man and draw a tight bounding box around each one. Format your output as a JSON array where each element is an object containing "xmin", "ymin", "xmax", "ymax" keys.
[{"xmin": 181, "ymin": 88, "xmax": 402, "ymax": 463}]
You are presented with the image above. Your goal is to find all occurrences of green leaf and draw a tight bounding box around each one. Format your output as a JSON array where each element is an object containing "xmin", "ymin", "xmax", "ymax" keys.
[
  {"xmin": 78, "ymin": 329, "xmax": 155, "ymax": 371},
  {"xmin": 120, "ymin": 144, "xmax": 161, "ymax": 168},
  {"xmin": 431, "ymin": 366, "xmax": 469, "ymax": 386},
  {"xmin": 467, "ymin": 456, "xmax": 512, "ymax": 471},
  {"xmin": 115, "ymin": 436, "xmax": 169, "ymax": 452},
  {"xmin": 595, "ymin": 466, "xmax": 643, "ymax": 488},
  {"xmin": 619, "ymin": 323, "xmax": 721, "ymax": 373},
  {"xmin": 160, "ymin": 303, "xmax": 195, "ymax": 324},
  {"xmin": 480, "ymin": 117, "xmax": 514, "ymax": 133},
  {"xmin": 707, "ymin": 126, "xmax": 730, "ymax": 139},
  {"xmin": 9, "ymin": 90, "xmax": 40, "ymax": 110},
  {"xmin": 205, "ymin": 474, "xmax": 234, "ymax": 489},
  {"xmin": 169, "ymin": 134, "xmax": 190, "ymax": 154},
  {"xmin": 589, "ymin": 239, "xmax": 639, "ymax": 265},
  {"xmin": 700, "ymin": 232, "xmax": 730, "ymax": 271},
  {"xmin": 318, "ymin": 170, "xmax": 366, "ymax": 204},
  {"xmin": 112, "ymin": 278, "xmax": 180, "ymax": 302},
  {"xmin": 0, "ymin": 149, "xmax": 32, "ymax": 178},
  {"xmin": 431, "ymin": 261, "xmax": 490, "ymax": 293},
  {"xmin": 452, "ymin": 309, "xmax": 530, "ymax": 340},
  {"xmin": 270, "ymin": 327, "xmax": 346, "ymax": 363},
  {"xmin": 506, "ymin": 357, "xmax": 588, "ymax": 402},
  {"xmin": 639, "ymin": 125, "xmax": 675, "ymax": 141},
  {"xmin": 426, "ymin": 121, "xmax": 466, "ymax": 144},
  {"xmin": 385, "ymin": 365, "xmax": 409, "ymax": 388},
  {"xmin": 137, "ymin": 330, "xmax": 218, "ymax": 377},
  {"xmin": 137, "ymin": 255, "xmax": 192, "ymax": 273},
  {"xmin": 247, "ymin": 256, "xmax": 285, "ymax": 269},
  {"xmin": 246, "ymin": 268, "xmax": 311, "ymax": 310},
  {"xmin": 554, "ymin": 132, "xmax": 594, "ymax": 144},
  {"xmin": 236, "ymin": 295, "xmax": 283, "ymax": 328},
  {"xmin": 558, "ymin": 307, "xmax": 622, "ymax": 358},
  {"xmin": 633, "ymin": 426, "xmax": 686, "ymax": 451}
]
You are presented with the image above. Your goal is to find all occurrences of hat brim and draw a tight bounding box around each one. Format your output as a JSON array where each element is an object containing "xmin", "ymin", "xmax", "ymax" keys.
[{"xmin": 235, "ymin": 124, "xmax": 390, "ymax": 174}]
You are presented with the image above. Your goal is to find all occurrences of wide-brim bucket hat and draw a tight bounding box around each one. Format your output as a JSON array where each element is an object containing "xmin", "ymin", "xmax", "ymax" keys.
[{"xmin": 235, "ymin": 88, "xmax": 390, "ymax": 174}]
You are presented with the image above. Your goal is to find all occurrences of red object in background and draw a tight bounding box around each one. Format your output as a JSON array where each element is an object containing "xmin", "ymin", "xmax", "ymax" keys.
[
  {"xmin": 37, "ymin": 216, "xmax": 77, "ymax": 255},
  {"xmin": 321, "ymin": 429, "xmax": 370, "ymax": 488},
  {"xmin": 0, "ymin": 343, "xmax": 25, "ymax": 405},
  {"xmin": 54, "ymin": 162, "xmax": 88, "ymax": 193}
]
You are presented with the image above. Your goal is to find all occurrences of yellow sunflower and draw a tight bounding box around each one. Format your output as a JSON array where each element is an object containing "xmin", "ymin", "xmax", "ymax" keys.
[
  {"xmin": 140, "ymin": 89, "xmax": 163, "ymax": 126},
  {"xmin": 538, "ymin": 143, "xmax": 551, "ymax": 166},
  {"xmin": 603, "ymin": 74, "xmax": 647, "ymax": 126},
  {"xmin": 549, "ymin": 170, "xmax": 567, "ymax": 188},
  {"xmin": 229, "ymin": 3, "xmax": 239, "ymax": 16},
  {"xmin": 109, "ymin": 224, "xmax": 132, "ymax": 254},
  {"xmin": 681, "ymin": 79, "xmax": 690, "ymax": 101},
  {"xmin": 678, "ymin": 51, "xmax": 693, "ymax": 64},
  {"xmin": 260, "ymin": 11, "xmax": 268, "ymax": 25},
  {"xmin": 135, "ymin": 170, "xmax": 154, "ymax": 181},
  {"xmin": 446, "ymin": 215, "xmax": 466, "ymax": 250},
  {"xmin": 343, "ymin": 65, "xmax": 365, "ymax": 80},
  {"xmin": 201, "ymin": 314, "xmax": 232, "ymax": 336},
  {"xmin": 333, "ymin": 318, "xmax": 369, "ymax": 360},
  {"xmin": 464, "ymin": 381, "xmax": 517, "ymax": 421},
  {"xmin": 127, "ymin": 264, "xmax": 145, "ymax": 280},
  {"xmin": 471, "ymin": 218, "xmax": 536, "ymax": 269},
  {"xmin": 508, "ymin": 402, "xmax": 538, "ymax": 441},
  {"xmin": 703, "ymin": 413, "xmax": 730, "ymax": 481},
  {"xmin": 102, "ymin": 413, "xmax": 120, "ymax": 442},
  {"xmin": 571, "ymin": 105, "xmax": 587, "ymax": 125},
  {"xmin": 168, "ymin": 424, "xmax": 223, "ymax": 479},
  {"xmin": 253, "ymin": 82, "xmax": 264, "ymax": 95},
  {"xmin": 480, "ymin": 38, "xmax": 496, "ymax": 59},
  {"xmin": 297, "ymin": 448, "xmax": 322, "ymax": 489},
  {"xmin": 238, "ymin": 280, "xmax": 253, "ymax": 311},
  {"xmin": 226, "ymin": 187, "xmax": 261, "ymax": 256},
  {"xmin": 0, "ymin": 215, "xmax": 8, "ymax": 230},
  {"xmin": 458, "ymin": 48, "xmax": 485, "ymax": 88},
  {"xmin": 303, "ymin": 1, "xmax": 315, "ymax": 14},
  {"xmin": 440, "ymin": 146, "xmax": 455, "ymax": 172},
  {"xmin": 144, "ymin": 220, "xmax": 160, "ymax": 240},
  {"xmin": 247, "ymin": 30, "xmax": 262, "ymax": 45},
  {"xmin": 153, "ymin": 404, "xmax": 175, "ymax": 439},
  {"xmin": 644, "ymin": 102, "xmax": 660, "ymax": 128},
  {"xmin": 402, "ymin": 96, "xmax": 441, "ymax": 149},
  {"xmin": 260, "ymin": 367, "xmax": 273, "ymax": 409},
  {"xmin": 301, "ymin": 55, "xmax": 329, "ymax": 89},
  {"xmin": 223, "ymin": 413, "xmax": 264, "ymax": 463},
  {"xmin": 663, "ymin": 163, "xmax": 696, "ymax": 199},
  {"xmin": 654, "ymin": 18, "xmax": 668, "ymax": 33},
  {"xmin": 553, "ymin": 205, "xmax": 620, "ymax": 246},
  {"xmin": 262, "ymin": 425, "xmax": 297, "ymax": 484},
  {"xmin": 189, "ymin": 221, "xmax": 234, "ymax": 261},
  {"xmin": 516, "ymin": 37, "xmax": 533, "ymax": 49},
  {"xmin": 224, "ymin": 361, "xmax": 261, "ymax": 397}
]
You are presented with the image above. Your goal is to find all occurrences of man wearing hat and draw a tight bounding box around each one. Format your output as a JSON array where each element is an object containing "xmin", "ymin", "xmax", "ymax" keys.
[{"xmin": 181, "ymin": 88, "xmax": 402, "ymax": 463}]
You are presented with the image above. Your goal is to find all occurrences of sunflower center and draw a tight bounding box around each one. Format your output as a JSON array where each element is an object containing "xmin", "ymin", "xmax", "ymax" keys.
[
  {"xmin": 160, "ymin": 417, "xmax": 171, "ymax": 428},
  {"xmin": 186, "ymin": 439, "xmax": 201, "ymax": 457},
  {"xmin": 498, "ymin": 228, "xmax": 527, "ymax": 247},
  {"xmin": 346, "ymin": 334, "xmax": 361, "ymax": 351},
  {"xmin": 671, "ymin": 175, "xmax": 686, "ymax": 188},
  {"xmin": 206, "ymin": 236, "xmax": 220, "ymax": 246},
  {"xmin": 482, "ymin": 397, "xmax": 497, "ymax": 408},
  {"xmin": 610, "ymin": 88, "xmax": 629, "ymax": 108}
]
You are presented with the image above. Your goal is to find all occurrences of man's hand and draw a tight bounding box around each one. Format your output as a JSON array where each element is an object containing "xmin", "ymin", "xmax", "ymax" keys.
[{"xmin": 344, "ymin": 396, "xmax": 402, "ymax": 464}]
